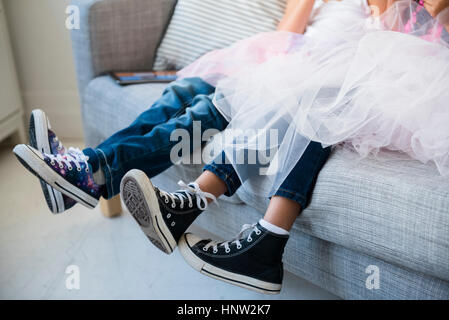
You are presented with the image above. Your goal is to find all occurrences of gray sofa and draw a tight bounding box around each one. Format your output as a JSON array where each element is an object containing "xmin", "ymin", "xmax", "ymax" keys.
[{"xmin": 71, "ymin": 0, "xmax": 449, "ymax": 299}]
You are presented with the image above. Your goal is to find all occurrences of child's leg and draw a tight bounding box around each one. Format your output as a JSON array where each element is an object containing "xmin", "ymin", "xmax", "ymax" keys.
[
  {"xmin": 196, "ymin": 151, "xmax": 242, "ymax": 201},
  {"xmin": 85, "ymin": 90, "xmax": 228, "ymax": 200},
  {"xmin": 93, "ymin": 77, "xmax": 216, "ymax": 147},
  {"xmin": 261, "ymin": 141, "xmax": 331, "ymax": 232},
  {"xmin": 14, "ymin": 78, "xmax": 228, "ymax": 212},
  {"xmin": 175, "ymin": 142, "xmax": 331, "ymax": 294},
  {"xmin": 14, "ymin": 77, "xmax": 214, "ymax": 212},
  {"xmin": 195, "ymin": 170, "xmax": 228, "ymax": 201},
  {"xmin": 263, "ymin": 196, "xmax": 301, "ymax": 231},
  {"xmin": 84, "ymin": 77, "xmax": 224, "ymax": 199}
]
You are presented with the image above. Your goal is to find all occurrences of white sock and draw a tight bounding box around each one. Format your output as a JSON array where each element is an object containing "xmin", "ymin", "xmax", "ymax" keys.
[
  {"xmin": 92, "ymin": 168, "xmax": 106, "ymax": 185},
  {"xmin": 259, "ymin": 219, "xmax": 289, "ymax": 236}
]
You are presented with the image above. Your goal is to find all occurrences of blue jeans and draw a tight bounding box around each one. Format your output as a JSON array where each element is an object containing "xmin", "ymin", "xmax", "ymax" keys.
[
  {"xmin": 83, "ymin": 78, "xmax": 228, "ymax": 198},
  {"xmin": 84, "ymin": 77, "xmax": 330, "ymax": 208},
  {"xmin": 204, "ymin": 144, "xmax": 331, "ymax": 209}
]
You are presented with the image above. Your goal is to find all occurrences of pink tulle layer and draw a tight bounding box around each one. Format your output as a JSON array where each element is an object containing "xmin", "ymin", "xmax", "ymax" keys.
[
  {"xmin": 178, "ymin": 0, "xmax": 449, "ymax": 197},
  {"xmin": 177, "ymin": 31, "xmax": 305, "ymax": 87}
]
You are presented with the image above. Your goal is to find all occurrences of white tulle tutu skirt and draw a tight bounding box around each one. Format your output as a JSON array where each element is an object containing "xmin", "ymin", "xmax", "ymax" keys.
[{"xmin": 181, "ymin": 1, "xmax": 449, "ymax": 197}]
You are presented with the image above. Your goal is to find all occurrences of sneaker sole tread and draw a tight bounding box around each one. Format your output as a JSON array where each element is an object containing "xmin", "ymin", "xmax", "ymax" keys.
[{"xmin": 120, "ymin": 170, "xmax": 177, "ymax": 255}]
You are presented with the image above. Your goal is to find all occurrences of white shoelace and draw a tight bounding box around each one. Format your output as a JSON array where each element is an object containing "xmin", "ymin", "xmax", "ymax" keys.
[
  {"xmin": 47, "ymin": 147, "xmax": 90, "ymax": 172},
  {"xmin": 158, "ymin": 181, "xmax": 218, "ymax": 211},
  {"xmin": 203, "ymin": 223, "xmax": 262, "ymax": 254}
]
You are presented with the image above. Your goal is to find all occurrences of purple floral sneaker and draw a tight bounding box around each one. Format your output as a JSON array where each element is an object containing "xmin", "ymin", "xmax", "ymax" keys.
[
  {"xmin": 13, "ymin": 144, "xmax": 102, "ymax": 209},
  {"xmin": 29, "ymin": 109, "xmax": 77, "ymax": 213}
]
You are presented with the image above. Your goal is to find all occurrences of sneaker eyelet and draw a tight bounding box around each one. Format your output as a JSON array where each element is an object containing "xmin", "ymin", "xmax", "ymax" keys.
[
  {"xmin": 58, "ymin": 164, "xmax": 64, "ymax": 169},
  {"xmin": 189, "ymin": 203, "xmax": 193, "ymax": 208},
  {"xmin": 203, "ymin": 247, "xmax": 208, "ymax": 252},
  {"xmin": 68, "ymin": 166, "xmax": 73, "ymax": 171},
  {"xmin": 171, "ymin": 222, "xmax": 175, "ymax": 227},
  {"xmin": 50, "ymin": 161, "xmax": 55, "ymax": 166},
  {"xmin": 213, "ymin": 249, "xmax": 218, "ymax": 254},
  {"xmin": 237, "ymin": 244, "xmax": 242, "ymax": 249},
  {"xmin": 247, "ymin": 237, "xmax": 253, "ymax": 242},
  {"xmin": 77, "ymin": 167, "xmax": 82, "ymax": 172},
  {"xmin": 255, "ymin": 230, "xmax": 261, "ymax": 235},
  {"xmin": 225, "ymin": 248, "xmax": 231, "ymax": 253},
  {"xmin": 171, "ymin": 203, "xmax": 176, "ymax": 209},
  {"xmin": 57, "ymin": 146, "xmax": 62, "ymax": 151},
  {"xmin": 165, "ymin": 198, "xmax": 169, "ymax": 204},
  {"xmin": 180, "ymin": 205, "xmax": 184, "ymax": 209},
  {"xmin": 166, "ymin": 214, "xmax": 171, "ymax": 219},
  {"xmin": 85, "ymin": 167, "xmax": 89, "ymax": 173}
]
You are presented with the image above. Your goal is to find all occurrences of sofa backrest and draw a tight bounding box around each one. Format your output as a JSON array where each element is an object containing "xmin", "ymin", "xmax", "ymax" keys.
[{"xmin": 88, "ymin": 0, "xmax": 176, "ymax": 75}]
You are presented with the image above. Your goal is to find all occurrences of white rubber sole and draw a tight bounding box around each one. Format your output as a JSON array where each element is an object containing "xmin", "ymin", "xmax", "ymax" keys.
[
  {"xmin": 13, "ymin": 144, "xmax": 98, "ymax": 209},
  {"xmin": 120, "ymin": 169, "xmax": 177, "ymax": 254},
  {"xmin": 31, "ymin": 109, "xmax": 65, "ymax": 213},
  {"xmin": 178, "ymin": 234, "xmax": 282, "ymax": 295}
]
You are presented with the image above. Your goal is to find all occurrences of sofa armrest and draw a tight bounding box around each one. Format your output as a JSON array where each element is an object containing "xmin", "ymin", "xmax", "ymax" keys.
[{"xmin": 70, "ymin": 0, "xmax": 176, "ymax": 101}]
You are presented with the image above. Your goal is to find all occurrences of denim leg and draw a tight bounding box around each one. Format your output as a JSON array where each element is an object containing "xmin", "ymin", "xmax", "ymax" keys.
[
  {"xmin": 83, "ymin": 77, "xmax": 215, "ymax": 171},
  {"xmin": 203, "ymin": 142, "xmax": 330, "ymax": 205},
  {"xmin": 203, "ymin": 151, "xmax": 242, "ymax": 197},
  {"xmin": 272, "ymin": 142, "xmax": 331, "ymax": 210},
  {"xmin": 83, "ymin": 78, "xmax": 228, "ymax": 199}
]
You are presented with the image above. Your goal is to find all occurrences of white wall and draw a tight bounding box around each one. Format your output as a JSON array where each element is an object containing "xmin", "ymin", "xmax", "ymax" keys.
[{"xmin": 4, "ymin": 0, "xmax": 83, "ymax": 139}]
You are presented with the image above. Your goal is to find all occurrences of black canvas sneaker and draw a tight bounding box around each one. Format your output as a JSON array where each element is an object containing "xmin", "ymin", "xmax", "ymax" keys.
[
  {"xmin": 178, "ymin": 223, "xmax": 289, "ymax": 295},
  {"xmin": 120, "ymin": 169, "xmax": 218, "ymax": 255}
]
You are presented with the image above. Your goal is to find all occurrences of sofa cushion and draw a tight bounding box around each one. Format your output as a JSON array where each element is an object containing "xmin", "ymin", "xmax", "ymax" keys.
[
  {"xmin": 153, "ymin": 0, "xmax": 286, "ymax": 70},
  {"xmin": 237, "ymin": 148, "xmax": 449, "ymax": 282},
  {"xmin": 83, "ymin": 76, "xmax": 167, "ymax": 147}
]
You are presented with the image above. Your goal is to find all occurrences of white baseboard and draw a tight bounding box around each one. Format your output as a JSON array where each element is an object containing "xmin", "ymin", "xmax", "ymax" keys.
[{"xmin": 22, "ymin": 90, "xmax": 85, "ymax": 140}]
